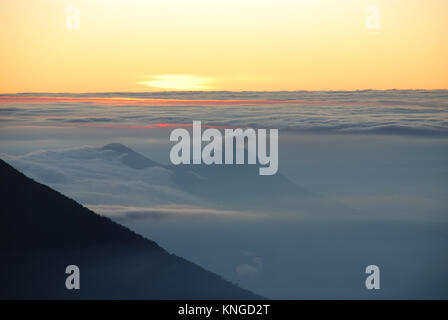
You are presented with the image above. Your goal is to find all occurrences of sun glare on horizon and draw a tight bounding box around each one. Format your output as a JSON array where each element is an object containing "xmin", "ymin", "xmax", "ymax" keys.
[{"xmin": 138, "ymin": 75, "xmax": 214, "ymax": 91}]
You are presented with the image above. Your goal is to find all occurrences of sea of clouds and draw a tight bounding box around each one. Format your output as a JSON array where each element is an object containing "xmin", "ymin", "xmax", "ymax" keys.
[
  {"xmin": 1, "ymin": 91, "xmax": 448, "ymax": 298},
  {"xmin": 0, "ymin": 145, "xmax": 262, "ymax": 221},
  {"xmin": 1, "ymin": 90, "xmax": 447, "ymax": 136}
]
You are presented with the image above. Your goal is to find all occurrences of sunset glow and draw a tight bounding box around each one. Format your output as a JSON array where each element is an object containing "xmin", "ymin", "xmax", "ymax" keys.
[{"xmin": 0, "ymin": 0, "xmax": 447, "ymax": 93}]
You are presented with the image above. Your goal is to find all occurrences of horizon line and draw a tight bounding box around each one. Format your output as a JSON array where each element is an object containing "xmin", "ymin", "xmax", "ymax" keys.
[{"xmin": 1, "ymin": 89, "xmax": 448, "ymax": 95}]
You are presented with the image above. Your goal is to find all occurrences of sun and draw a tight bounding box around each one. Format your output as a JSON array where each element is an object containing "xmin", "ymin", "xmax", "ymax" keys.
[{"xmin": 138, "ymin": 74, "xmax": 214, "ymax": 91}]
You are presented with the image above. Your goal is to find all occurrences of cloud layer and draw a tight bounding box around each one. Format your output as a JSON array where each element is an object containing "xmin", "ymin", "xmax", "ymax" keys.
[
  {"xmin": 1, "ymin": 91, "xmax": 447, "ymax": 136},
  {"xmin": 87, "ymin": 204, "xmax": 264, "ymax": 221},
  {"xmin": 0, "ymin": 145, "xmax": 267, "ymax": 222}
]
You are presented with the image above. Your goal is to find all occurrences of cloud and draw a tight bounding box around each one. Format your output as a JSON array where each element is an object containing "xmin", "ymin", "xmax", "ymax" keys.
[
  {"xmin": 236, "ymin": 254, "xmax": 263, "ymax": 277},
  {"xmin": 0, "ymin": 145, "xmax": 267, "ymax": 222},
  {"xmin": 0, "ymin": 146, "xmax": 201, "ymax": 208},
  {"xmin": 1, "ymin": 91, "xmax": 447, "ymax": 136},
  {"xmin": 235, "ymin": 264, "xmax": 259, "ymax": 276},
  {"xmin": 87, "ymin": 204, "xmax": 265, "ymax": 221}
]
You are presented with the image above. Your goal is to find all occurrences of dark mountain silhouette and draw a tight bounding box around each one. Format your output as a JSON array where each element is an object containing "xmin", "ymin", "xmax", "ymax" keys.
[{"xmin": 0, "ymin": 159, "xmax": 263, "ymax": 299}]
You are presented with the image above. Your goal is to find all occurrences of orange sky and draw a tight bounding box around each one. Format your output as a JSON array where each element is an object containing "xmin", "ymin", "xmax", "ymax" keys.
[{"xmin": 0, "ymin": 0, "xmax": 447, "ymax": 92}]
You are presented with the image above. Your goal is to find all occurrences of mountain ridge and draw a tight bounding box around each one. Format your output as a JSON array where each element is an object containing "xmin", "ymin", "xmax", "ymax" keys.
[{"xmin": 0, "ymin": 159, "xmax": 263, "ymax": 299}]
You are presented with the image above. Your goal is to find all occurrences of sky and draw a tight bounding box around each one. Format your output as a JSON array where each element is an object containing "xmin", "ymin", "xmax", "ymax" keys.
[{"xmin": 0, "ymin": 0, "xmax": 447, "ymax": 93}]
